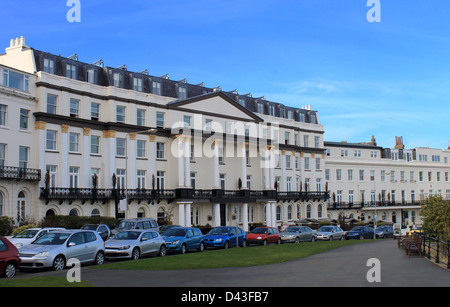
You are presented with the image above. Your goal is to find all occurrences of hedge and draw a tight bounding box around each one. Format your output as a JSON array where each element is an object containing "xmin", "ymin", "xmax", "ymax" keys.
[{"xmin": 40, "ymin": 215, "xmax": 119, "ymax": 230}]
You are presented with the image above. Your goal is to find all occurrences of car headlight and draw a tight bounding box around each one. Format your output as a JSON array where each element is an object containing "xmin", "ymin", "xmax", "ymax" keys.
[
  {"xmin": 257, "ymin": 236, "xmax": 262, "ymax": 240},
  {"xmin": 119, "ymin": 245, "xmax": 130, "ymax": 250},
  {"xmin": 215, "ymin": 238, "xmax": 222, "ymax": 242},
  {"xmin": 172, "ymin": 240, "xmax": 180, "ymax": 245},
  {"xmin": 35, "ymin": 251, "xmax": 50, "ymax": 258},
  {"xmin": 16, "ymin": 243, "xmax": 23, "ymax": 247}
]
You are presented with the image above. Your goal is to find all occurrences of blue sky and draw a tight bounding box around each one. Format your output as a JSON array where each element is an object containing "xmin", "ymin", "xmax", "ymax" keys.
[{"xmin": 1, "ymin": 0, "xmax": 449, "ymax": 150}]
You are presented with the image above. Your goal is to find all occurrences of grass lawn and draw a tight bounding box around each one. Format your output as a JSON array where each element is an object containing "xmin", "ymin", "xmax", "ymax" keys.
[
  {"xmin": 94, "ymin": 239, "xmax": 374, "ymax": 271},
  {"xmin": 0, "ymin": 276, "xmax": 93, "ymax": 287}
]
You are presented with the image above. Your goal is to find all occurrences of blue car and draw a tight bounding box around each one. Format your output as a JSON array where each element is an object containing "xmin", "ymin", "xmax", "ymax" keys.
[
  {"xmin": 162, "ymin": 227, "xmax": 205, "ymax": 254},
  {"xmin": 375, "ymin": 225, "xmax": 394, "ymax": 239},
  {"xmin": 345, "ymin": 226, "xmax": 375, "ymax": 240},
  {"xmin": 203, "ymin": 226, "xmax": 247, "ymax": 249}
]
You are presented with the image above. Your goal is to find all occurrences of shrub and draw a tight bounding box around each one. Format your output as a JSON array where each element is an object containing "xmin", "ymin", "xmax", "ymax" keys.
[
  {"xmin": 12, "ymin": 224, "xmax": 38, "ymax": 236},
  {"xmin": 0, "ymin": 216, "xmax": 15, "ymax": 236}
]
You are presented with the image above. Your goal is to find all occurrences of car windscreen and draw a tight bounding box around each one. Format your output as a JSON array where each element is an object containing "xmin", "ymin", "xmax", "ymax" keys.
[
  {"xmin": 317, "ymin": 226, "xmax": 333, "ymax": 232},
  {"xmin": 14, "ymin": 229, "xmax": 39, "ymax": 238},
  {"xmin": 251, "ymin": 228, "xmax": 267, "ymax": 234},
  {"xmin": 163, "ymin": 228, "xmax": 187, "ymax": 236},
  {"xmin": 33, "ymin": 233, "xmax": 71, "ymax": 245},
  {"xmin": 284, "ymin": 227, "xmax": 300, "ymax": 232},
  {"xmin": 81, "ymin": 225, "xmax": 97, "ymax": 230},
  {"xmin": 207, "ymin": 228, "xmax": 230, "ymax": 235},
  {"xmin": 351, "ymin": 226, "xmax": 365, "ymax": 231},
  {"xmin": 114, "ymin": 231, "xmax": 141, "ymax": 240},
  {"xmin": 116, "ymin": 221, "xmax": 136, "ymax": 230}
]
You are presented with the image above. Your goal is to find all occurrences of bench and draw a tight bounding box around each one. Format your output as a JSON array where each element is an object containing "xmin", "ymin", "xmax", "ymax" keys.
[{"xmin": 402, "ymin": 234, "xmax": 422, "ymax": 258}]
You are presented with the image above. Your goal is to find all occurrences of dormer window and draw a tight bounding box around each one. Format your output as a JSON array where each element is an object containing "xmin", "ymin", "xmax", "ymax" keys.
[
  {"xmin": 133, "ymin": 77, "xmax": 143, "ymax": 92},
  {"xmin": 87, "ymin": 68, "xmax": 96, "ymax": 84},
  {"xmin": 66, "ymin": 63, "xmax": 77, "ymax": 79},
  {"xmin": 44, "ymin": 58, "xmax": 55, "ymax": 74},
  {"xmin": 178, "ymin": 86, "xmax": 187, "ymax": 100},
  {"xmin": 113, "ymin": 73, "xmax": 123, "ymax": 88},
  {"xmin": 152, "ymin": 81, "xmax": 161, "ymax": 95}
]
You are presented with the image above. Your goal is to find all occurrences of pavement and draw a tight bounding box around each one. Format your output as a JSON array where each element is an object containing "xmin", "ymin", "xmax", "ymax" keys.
[
  {"xmin": 13, "ymin": 239, "xmax": 450, "ymax": 287},
  {"xmin": 30, "ymin": 239, "xmax": 448, "ymax": 288}
]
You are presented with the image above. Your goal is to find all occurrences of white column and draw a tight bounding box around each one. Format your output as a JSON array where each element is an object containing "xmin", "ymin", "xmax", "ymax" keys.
[
  {"xmin": 213, "ymin": 139, "xmax": 220, "ymax": 189},
  {"xmin": 269, "ymin": 148, "xmax": 275, "ymax": 189},
  {"xmin": 264, "ymin": 146, "xmax": 270, "ymax": 189},
  {"xmin": 213, "ymin": 203, "xmax": 220, "ymax": 227},
  {"xmin": 184, "ymin": 136, "xmax": 191, "ymax": 187},
  {"xmin": 242, "ymin": 203, "xmax": 248, "ymax": 232},
  {"xmin": 83, "ymin": 128, "xmax": 90, "ymax": 188},
  {"xmin": 241, "ymin": 142, "xmax": 247, "ymax": 189},
  {"xmin": 149, "ymin": 135, "xmax": 156, "ymax": 185},
  {"xmin": 36, "ymin": 122, "xmax": 46, "ymax": 187},
  {"xmin": 185, "ymin": 202, "xmax": 191, "ymax": 227},
  {"xmin": 129, "ymin": 133, "xmax": 136, "ymax": 190},
  {"xmin": 61, "ymin": 125, "xmax": 69, "ymax": 187},
  {"xmin": 300, "ymin": 153, "xmax": 305, "ymax": 191},
  {"xmin": 177, "ymin": 136, "xmax": 185, "ymax": 187},
  {"xmin": 178, "ymin": 203, "xmax": 185, "ymax": 227},
  {"xmin": 271, "ymin": 202, "xmax": 277, "ymax": 228},
  {"xmin": 265, "ymin": 202, "xmax": 271, "ymax": 227},
  {"xmin": 281, "ymin": 150, "xmax": 287, "ymax": 191}
]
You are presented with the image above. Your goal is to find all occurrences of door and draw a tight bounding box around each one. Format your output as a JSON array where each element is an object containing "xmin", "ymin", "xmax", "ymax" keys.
[
  {"xmin": 66, "ymin": 232, "xmax": 88, "ymax": 262},
  {"xmin": 185, "ymin": 229, "xmax": 196, "ymax": 250},
  {"xmin": 83, "ymin": 232, "xmax": 98, "ymax": 261},
  {"xmin": 220, "ymin": 204, "xmax": 226, "ymax": 226},
  {"xmin": 140, "ymin": 232, "xmax": 155, "ymax": 255}
]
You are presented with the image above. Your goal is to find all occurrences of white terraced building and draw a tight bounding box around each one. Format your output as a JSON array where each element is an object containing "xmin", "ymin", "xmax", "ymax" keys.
[
  {"xmin": 324, "ymin": 136, "xmax": 450, "ymax": 229},
  {"xmin": 0, "ymin": 37, "xmax": 329, "ymax": 230}
]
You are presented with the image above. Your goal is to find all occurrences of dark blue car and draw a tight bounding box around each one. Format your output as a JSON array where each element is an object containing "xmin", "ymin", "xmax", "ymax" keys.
[
  {"xmin": 345, "ymin": 226, "xmax": 374, "ymax": 240},
  {"xmin": 162, "ymin": 227, "xmax": 205, "ymax": 254},
  {"xmin": 203, "ymin": 226, "xmax": 247, "ymax": 249},
  {"xmin": 375, "ymin": 225, "xmax": 394, "ymax": 239}
]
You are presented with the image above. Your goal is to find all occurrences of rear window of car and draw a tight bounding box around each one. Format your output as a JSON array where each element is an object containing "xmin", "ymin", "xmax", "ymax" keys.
[
  {"xmin": 0, "ymin": 239, "xmax": 8, "ymax": 252},
  {"xmin": 85, "ymin": 232, "xmax": 97, "ymax": 243}
]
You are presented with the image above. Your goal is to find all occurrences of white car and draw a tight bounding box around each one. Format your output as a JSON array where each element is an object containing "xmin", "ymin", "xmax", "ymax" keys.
[
  {"xmin": 105, "ymin": 229, "xmax": 167, "ymax": 260},
  {"xmin": 8, "ymin": 227, "xmax": 65, "ymax": 248}
]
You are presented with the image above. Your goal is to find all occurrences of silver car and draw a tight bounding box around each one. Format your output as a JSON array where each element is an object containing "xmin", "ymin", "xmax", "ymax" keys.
[
  {"xmin": 7, "ymin": 227, "xmax": 65, "ymax": 248},
  {"xmin": 281, "ymin": 226, "xmax": 316, "ymax": 243},
  {"xmin": 105, "ymin": 230, "xmax": 167, "ymax": 260},
  {"xmin": 18, "ymin": 230, "xmax": 105, "ymax": 271},
  {"xmin": 315, "ymin": 226, "xmax": 345, "ymax": 241}
]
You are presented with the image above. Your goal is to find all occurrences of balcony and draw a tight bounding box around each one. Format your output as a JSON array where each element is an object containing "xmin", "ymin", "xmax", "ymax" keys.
[
  {"xmin": 327, "ymin": 201, "xmax": 423, "ymax": 210},
  {"xmin": 40, "ymin": 187, "xmax": 329, "ymax": 204},
  {"xmin": 0, "ymin": 166, "xmax": 41, "ymax": 181}
]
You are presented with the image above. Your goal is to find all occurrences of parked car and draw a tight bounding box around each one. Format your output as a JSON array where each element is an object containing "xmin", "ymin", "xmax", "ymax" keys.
[
  {"xmin": 247, "ymin": 227, "xmax": 281, "ymax": 246},
  {"xmin": 375, "ymin": 225, "xmax": 394, "ymax": 239},
  {"xmin": 81, "ymin": 224, "xmax": 111, "ymax": 241},
  {"xmin": 159, "ymin": 224, "xmax": 181, "ymax": 234},
  {"xmin": 409, "ymin": 225, "xmax": 423, "ymax": 237},
  {"xmin": 315, "ymin": 226, "xmax": 345, "ymax": 241},
  {"xmin": 7, "ymin": 227, "xmax": 65, "ymax": 248},
  {"xmin": 281, "ymin": 226, "xmax": 316, "ymax": 243},
  {"xmin": 105, "ymin": 229, "xmax": 166, "ymax": 260},
  {"xmin": 111, "ymin": 218, "xmax": 159, "ymax": 236},
  {"xmin": 345, "ymin": 226, "xmax": 375, "ymax": 240},
  {"xmin": 203, "ymin": 226, "xmax": 247, "ymax": 249},
  {"xmin": 0, "ymin": 237, "xmax": 20, "ymax": 278},
  {"xmin": 162, "ymin": 227, "xmax": 204, "ymax": 254},
  {"xmin": 18, "ymin": 230, "xmax": 105, "ymax": 271}
]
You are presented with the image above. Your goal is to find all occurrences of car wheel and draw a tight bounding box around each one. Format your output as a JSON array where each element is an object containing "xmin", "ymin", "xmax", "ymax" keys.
[
  {"xmin": 295, "ymin": 237, "xmax": 300, "ymax": 244},
  {"xmin": 329, "ymin": 236, "xmax": 333, "ymax": 241},
  {"xmin": 359, "ymin": 235, "xmax": 364, "ymax": 240},
  {"xmin": 223, "ymin": 241, "xmax": 229, "ymax": 249},
  {"xmin": 3, "ymin": 262, "xmax": 17, "ymax": 278},
  {"xmin": 311, "ymin": 236, "xmax": 316, "ymax": 242},
  {"xmin": 180, "ymin": 243, "xmax": 187, "ymax": 254},
  {"xmin": 159, "ymin": 245, "xmax": 167, "ymax": 257},
  {"xmin": 340, "ymin": 235, "xmax": 345, "ymax": 241},
  {"xmin": 241, "ymin": 239, "xmax": 247, "ymax": 248},
  {"xmin": 131, "ymin": 247, "xmax": 140, "ymax": 260},
  {"xmin": 198, "ymin": 242, "xmax": 205, "ymax": 252},
  {"xmin": 94, "ymin": 251, "xmax": 105, "ymax": 266},
  {"xmin": 277, "ymin": 238, "xmax": 281, "ymax": 245},
  {"xmin": 263, "ymin": 240, "xmax": 268, "ymax": 246},
  {"xmin": 53, "ymin": 255, "xmax": 66, "ymax": 271}
]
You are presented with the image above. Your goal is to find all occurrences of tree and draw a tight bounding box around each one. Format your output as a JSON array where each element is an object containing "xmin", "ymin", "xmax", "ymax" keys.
[{"xmin": 420, "ymin": 194, "xmax": 450, "ymax": 238}]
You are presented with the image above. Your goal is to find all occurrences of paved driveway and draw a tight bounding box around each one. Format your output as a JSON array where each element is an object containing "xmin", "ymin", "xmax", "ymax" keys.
[
  {"xmin": 15, "ymin": 239, "xmax": 449, "ymax": 287},
  {"xmin": 74, "ymin": 239, "xmax": 449, "ymax": 287}
]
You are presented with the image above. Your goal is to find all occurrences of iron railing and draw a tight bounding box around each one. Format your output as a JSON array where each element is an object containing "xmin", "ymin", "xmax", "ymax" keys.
[{"xmin": 0, "ymin": 166, "xmax": 41, "ymax": 181}]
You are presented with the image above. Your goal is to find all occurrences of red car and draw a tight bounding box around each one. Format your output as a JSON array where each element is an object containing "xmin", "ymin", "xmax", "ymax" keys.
[
  {"xmin": 247, "ymin": 227, "xmax": 281, "ymax": 246},
  {"xmin": 0, "ymin": 236, "xmax": 20, "ymax": 278}
]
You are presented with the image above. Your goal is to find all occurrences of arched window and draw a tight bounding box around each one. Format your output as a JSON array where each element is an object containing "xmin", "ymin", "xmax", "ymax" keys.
[
  {"xmin": 287, "ymin": 205, "xmax": 292, "ymax": 220},
  {"xmin": 69, "ymin": 208, "xmax": 79, "ymax": 216},
  {"xmin": 0, "ymin": 192, "xmax": 3, "ymax": 216},
  {"xmin": 318, "ymin": 204, "xmax": 323, "ymax": 218},
  {"xmin": 297, "ymin": 204, "xmax": 302, "ymax": 219},
  {"xmin": 91, "ymin": 209, "xmax": 100, "ymax": 217},
  {"xmin": 45, "ymin": 209, "xmax": 56, "ymax": 216},
  {"xmin": 276, "ymin": 205, "xmax": 281, "ymax": 221},
  {"xmin": 392, "ymin": 212, "xmax": 397, "ymax": 223},
  {"xmin": 306, "ymin": 205, "xmax": 311, "ymax": 218},
  {"xmin": 137, "ymin": 207, "xmax": 146, "ymax": 218},
  {"xmin": 17, "ymin": 191, "xmax": 26, "ymax": 223}
]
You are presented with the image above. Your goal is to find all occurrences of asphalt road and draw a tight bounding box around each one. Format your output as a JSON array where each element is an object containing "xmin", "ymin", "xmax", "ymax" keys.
[{"xmin": 19, "ymin": 239, "xmax": 448, "ymax": 287}]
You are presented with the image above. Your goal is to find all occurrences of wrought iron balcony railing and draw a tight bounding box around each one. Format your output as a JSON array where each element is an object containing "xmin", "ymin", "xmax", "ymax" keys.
[{"xmin": 0, "ymin": 166, "xmax": 41, "ymax": 181}]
